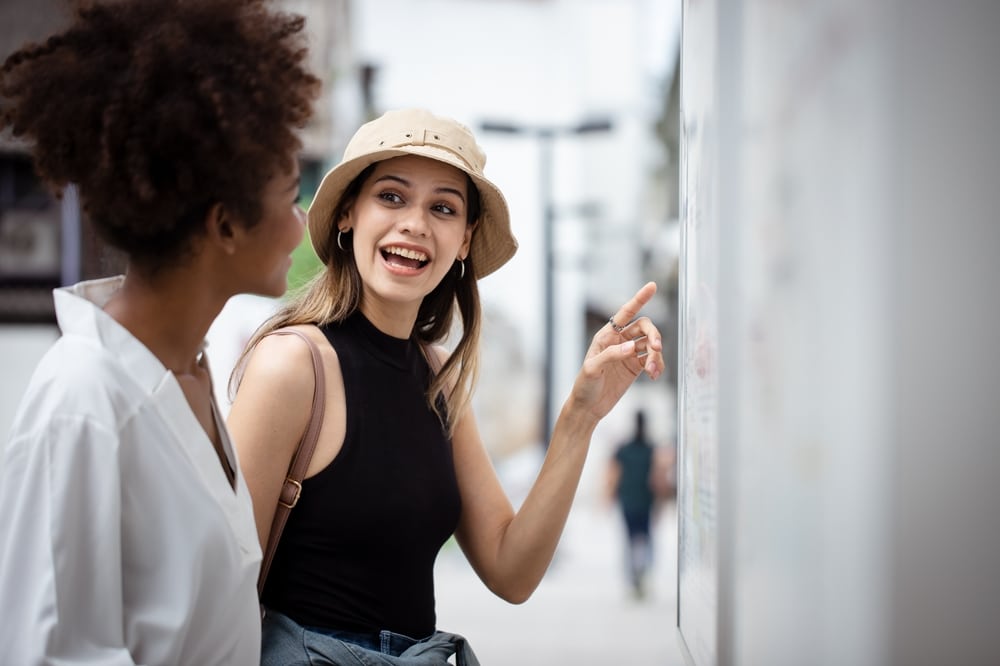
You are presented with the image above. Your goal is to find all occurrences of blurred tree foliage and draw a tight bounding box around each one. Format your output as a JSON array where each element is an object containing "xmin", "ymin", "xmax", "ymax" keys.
[{"xmin": 287, "ymin": 195, "xmax": 324, "ymax": 294}]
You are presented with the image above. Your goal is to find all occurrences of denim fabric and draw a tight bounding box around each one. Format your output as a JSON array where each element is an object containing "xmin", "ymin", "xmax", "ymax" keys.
[
  {"xmin": 300, "ymin": 623, "xmax": 418, "ymax": 656},
  {"xmin": 261, "ymin": 609, "xmax": 481, "ymax": 666}
]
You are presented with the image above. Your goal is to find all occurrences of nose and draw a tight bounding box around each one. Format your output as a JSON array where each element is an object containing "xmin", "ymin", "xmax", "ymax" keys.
[{"xmin": 397, "ymin": 207, "xmax": 431, "ymax": 237}]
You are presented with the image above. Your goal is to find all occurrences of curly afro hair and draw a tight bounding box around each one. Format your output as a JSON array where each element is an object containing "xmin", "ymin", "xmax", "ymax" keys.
[{"xmin": 0, "ymin": 0, "xmax": 320, "ymax": 272}]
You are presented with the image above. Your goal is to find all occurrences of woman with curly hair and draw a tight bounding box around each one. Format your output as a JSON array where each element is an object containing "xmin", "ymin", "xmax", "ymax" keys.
[{"xmin": 0, "ymin": 0, "xmax": 318, "ymax": 662}]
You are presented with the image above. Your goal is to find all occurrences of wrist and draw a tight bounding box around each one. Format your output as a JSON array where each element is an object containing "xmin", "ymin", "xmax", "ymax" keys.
[{"xmin": 557, "ymin": 397, "xmax": 600, "ymax": 437}]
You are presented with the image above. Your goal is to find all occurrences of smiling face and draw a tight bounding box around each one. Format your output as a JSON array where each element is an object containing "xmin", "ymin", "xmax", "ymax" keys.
[{"xmin": 342, "ymin": 154, "xmax": 474, "ymax": 330}]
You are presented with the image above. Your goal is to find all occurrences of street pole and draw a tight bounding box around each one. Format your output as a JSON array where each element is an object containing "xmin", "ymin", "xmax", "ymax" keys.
[
  {"xmin": 538, "ymin": 130, "xmax": 555, "ymax": 444},
  {"xmin": 480, "ymin": 118, "xmax": 613, "ymax": 448}
]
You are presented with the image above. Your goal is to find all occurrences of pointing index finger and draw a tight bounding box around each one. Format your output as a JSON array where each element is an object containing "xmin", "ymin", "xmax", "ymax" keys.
[{"xmin": 610, "ymin": 281, "xmax": 657, "ymax": 329}]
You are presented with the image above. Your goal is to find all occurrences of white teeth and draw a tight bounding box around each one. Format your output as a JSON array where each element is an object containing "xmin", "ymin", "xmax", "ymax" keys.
[{"xmin": 384, "ymin": 246, "xmax": 428, "ymax": 262}]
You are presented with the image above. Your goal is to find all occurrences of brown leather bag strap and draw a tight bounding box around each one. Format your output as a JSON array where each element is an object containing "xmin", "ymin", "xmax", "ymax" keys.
[{"xmin": 257, "ymin": 327, "xmax": 326, "ymax": 595}]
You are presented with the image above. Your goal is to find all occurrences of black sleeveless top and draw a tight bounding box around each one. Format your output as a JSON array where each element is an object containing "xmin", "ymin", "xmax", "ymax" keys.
[{"xmin": 261, "ymin": 312, "xmax": 462, "ymax": 639}]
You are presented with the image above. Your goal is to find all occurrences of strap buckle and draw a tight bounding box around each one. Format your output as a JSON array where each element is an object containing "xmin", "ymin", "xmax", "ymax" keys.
[{"xmin": 278, "ymin": 478, "xmax": 302, "ymax": 509}]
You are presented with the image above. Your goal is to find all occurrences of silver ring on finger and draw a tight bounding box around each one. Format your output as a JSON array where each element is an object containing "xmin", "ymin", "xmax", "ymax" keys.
[{"xmin": 631, "ymin": 335, "xmax": 649, "ymax": 358}]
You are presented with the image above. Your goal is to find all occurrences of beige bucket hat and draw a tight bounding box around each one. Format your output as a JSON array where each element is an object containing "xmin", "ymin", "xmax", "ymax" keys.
[{"xmin": 307, "ymin": 108, "xmax": 518, "ymax": 278}]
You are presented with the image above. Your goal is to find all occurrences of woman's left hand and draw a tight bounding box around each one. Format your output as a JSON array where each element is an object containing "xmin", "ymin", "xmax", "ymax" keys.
[{"xmin": 569, "ymin": 281, "xmax": 665, "ymax": 421}]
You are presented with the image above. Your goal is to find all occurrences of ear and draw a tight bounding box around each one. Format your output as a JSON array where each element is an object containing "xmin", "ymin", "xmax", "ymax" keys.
[
  {"xmin": 204, "ymin": 203, "xmax": 238, "ymax": 255},
  {"xmin": 337, "ymin": 205, "xmax": 354, "ymax": 234},
  {"xmin": 459, "ymin": 224, "xmax": 474, "ymax": 259}
]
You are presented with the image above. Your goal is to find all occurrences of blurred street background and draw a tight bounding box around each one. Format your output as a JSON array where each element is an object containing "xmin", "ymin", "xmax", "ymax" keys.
[
  {"xmin": 1, "ymin": 0, "xmax": 685, "ymax": 664},
  {"xmin": 5, "ymin": 1, "xmax": 999, "ymax": 664},
  {"xmin": 1, "ymin": 0, "xmax": 682, "ymax": 460},
  {"xmin": 435, "ymin": 490, "xmax": 684, "ymax": 665}
]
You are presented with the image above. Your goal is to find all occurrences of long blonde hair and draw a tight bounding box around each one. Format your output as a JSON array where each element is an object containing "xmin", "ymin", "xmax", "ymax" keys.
[{"xmin": 230, "ymin": 164, "xmax": 483, "ymax": 436}]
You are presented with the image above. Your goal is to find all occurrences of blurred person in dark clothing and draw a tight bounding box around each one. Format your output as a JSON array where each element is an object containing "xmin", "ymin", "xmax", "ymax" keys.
[{"xmin": 606, "ymin": 409, "xmax": 672, "ymax": 598}]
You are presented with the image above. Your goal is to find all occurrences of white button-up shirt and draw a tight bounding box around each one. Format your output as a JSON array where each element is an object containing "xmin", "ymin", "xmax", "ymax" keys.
[{"xmin": 0, "ymin": 277, "xmax": 262, "ymax": 665}]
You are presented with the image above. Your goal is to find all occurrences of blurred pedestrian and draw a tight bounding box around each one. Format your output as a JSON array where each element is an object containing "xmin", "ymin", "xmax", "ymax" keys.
[
  {"xmin": 226, "ymin": 108, "xmax": 667, "ymax": 664},
  {"xmin": 605, "ymin": 409, "xmax": 665, "ymax": 598},
  {"xmin": 0, "ymin": 0, "xmax": 318, "ymax": 662}
]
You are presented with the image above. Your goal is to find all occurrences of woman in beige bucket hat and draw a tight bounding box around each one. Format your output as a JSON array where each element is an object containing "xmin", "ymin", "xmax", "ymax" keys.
[{"xmin": 228, "ymin": 108, "xmax": 665, "ymax": 664}]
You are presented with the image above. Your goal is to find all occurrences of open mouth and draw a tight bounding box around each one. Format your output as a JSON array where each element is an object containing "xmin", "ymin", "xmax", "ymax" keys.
[{"xmin": 381, "ymin": 246, "xmax": 430, "ymax": 270}]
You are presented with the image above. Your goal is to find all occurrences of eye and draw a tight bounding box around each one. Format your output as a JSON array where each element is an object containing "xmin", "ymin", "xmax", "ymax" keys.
[
  {"xmin": 378, "ymin": 191, "xmax": 403, "ymax": 204},
  {"xmin": 433, "ymin": 203, "xmax": 457, "ymax": 216},
  {"xmin": 293, "ymin": 192, "xmax": 302, "ymax": 205}
]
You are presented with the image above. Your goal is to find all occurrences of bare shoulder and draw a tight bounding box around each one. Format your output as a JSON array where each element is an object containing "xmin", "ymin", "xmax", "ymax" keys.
[{"xmin": 241, "ymin": 324, "xmax": 334, "ymax": 399}]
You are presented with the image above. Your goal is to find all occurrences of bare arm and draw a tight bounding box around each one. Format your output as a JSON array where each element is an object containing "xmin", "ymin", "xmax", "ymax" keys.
[
  {"xmin": 453, "ymin": 282, "xmax": 665, "ymax": 602},
  {"xmin": 226, "ymin": 331, "xmax": 317, "ymax": 548}
]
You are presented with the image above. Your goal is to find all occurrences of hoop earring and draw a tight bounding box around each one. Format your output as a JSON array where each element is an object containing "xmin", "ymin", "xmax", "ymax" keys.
[
  {"xmin": 457, "ymin": 259, "xmax": 465, "ymax": 280},
  {"xmin": 337, "ymin": 229, "xmax": 350, "ymax": 252}
]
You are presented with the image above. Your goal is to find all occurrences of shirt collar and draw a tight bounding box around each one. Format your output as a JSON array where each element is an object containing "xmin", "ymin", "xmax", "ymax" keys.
[{"xmin": 53, "ymin": 276, "xmax": 198, "ymax": 394}]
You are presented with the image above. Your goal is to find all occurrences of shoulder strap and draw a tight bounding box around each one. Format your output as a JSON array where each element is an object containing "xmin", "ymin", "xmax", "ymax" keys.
[{"xmin": 257, "ymin": 327, "xmax": 326, "ymax": 595}]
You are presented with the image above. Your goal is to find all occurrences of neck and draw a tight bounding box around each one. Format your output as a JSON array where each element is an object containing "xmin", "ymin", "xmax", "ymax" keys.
[
  {"xmin": 358, "ymin": 297, "xmax": 419, "ymax": 339},
  {"xmin": 104, "ymin": 265, "xmax": 229, "ymax": 374}
]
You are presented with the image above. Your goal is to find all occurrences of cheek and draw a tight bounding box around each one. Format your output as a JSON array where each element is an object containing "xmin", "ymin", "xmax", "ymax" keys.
[
  {"xmin": 448, "ymin": 224, "xmax": 473, "ymax": 257},
  {"xmin": 275, "ymin": 207, "xmax": 304, "ymax": 247},
  {"xmin": 351, "ymin": 224, "xmax": 375, "ymax": 253},
  {"xmin": 351, "ymin": 212, "xmax": 393, "ymax": 252}
]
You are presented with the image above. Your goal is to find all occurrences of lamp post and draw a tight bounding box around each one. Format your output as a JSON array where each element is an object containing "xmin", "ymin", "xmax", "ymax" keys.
[{"xmin": 480, "ymin": 118, "xmax": 614, "ymax": 446}]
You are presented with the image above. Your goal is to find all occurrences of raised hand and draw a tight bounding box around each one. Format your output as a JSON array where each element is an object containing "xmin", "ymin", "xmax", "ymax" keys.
[{"xmin": 568, "ymin": 282, "xmax": 665, "ymax": 421}]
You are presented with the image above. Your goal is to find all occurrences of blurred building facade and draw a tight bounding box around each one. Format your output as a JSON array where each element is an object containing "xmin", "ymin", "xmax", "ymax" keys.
[
  {"xmin": 331, "ymin": 0, "xmax": 682, "ymax": 458},
  {"xmin": 1, "ymin": 0, "xmax": 682, "ymax": 473},
  {"xmin": 0, "ymin": 0, "xmax": 351, "ymax": 326},
  {"xmin": 675, "ymin": 1, "xmax": 1000, "ymax": 665}
]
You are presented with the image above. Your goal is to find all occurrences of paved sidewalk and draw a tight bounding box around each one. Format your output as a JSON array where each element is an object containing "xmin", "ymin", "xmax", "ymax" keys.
[{"xmin": 434, "ymin": 500, "xmax": 687, "ymax": 665}]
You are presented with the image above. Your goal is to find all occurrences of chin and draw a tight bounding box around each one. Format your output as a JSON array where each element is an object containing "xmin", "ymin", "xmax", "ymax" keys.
[
  {"xmin": 272, "ymin": 281, "xmax": 292, "ymax": 299},
  {"xmin": 252, "ymin": 277, "xmax": 289, "ymax": 300}
]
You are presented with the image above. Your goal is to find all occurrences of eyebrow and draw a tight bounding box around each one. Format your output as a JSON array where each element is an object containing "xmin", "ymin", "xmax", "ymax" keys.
[{"xmin": 373, "ymin": 174, "xmax": 466, "ymax": 204}]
